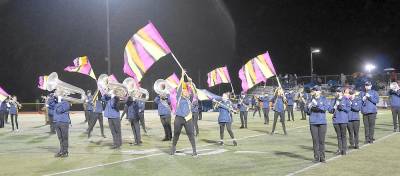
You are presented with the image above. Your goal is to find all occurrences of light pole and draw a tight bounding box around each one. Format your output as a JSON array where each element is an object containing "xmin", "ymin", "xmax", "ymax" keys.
[
  {"xmin": 310, "ymin": 48, "xmax": 321, "ymax": 77},
  {"xmin": 105, "ymin": 0, "xmax": 111, "ymax": 74}
]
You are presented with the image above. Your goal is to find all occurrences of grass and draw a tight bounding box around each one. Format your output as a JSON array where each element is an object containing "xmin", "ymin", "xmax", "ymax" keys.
[{"xmin": 0, "ymin": 110, "xmax": 398, "ymax": 176}]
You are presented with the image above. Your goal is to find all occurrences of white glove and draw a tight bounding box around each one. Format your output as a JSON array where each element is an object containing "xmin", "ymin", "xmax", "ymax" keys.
[
  {"xmin": 57, "ymin": 96, "xmax": 62, "ymax": 103},
  {"xmin": 312, "ymin": 99, "xmax": 318, "ymax": 106},
  {"xmin": 45, "ymin": 104, "xmax": 49, "ymax": 107},
  {"xmin": 363, "ymin": 96, "xmax": 367, "ymax": 101},
  {"xmin": 366, "ymin": 93, "xmax": 370, "ymax": 97}
]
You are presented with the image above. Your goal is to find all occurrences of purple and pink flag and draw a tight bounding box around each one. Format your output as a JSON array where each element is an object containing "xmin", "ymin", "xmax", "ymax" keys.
[
  {"xmin": 37, "ymin": 75, "xmax": 48, "ymax": 90},
  {"xmin": 207, "ymin": 66, "xmax": 231, "ymax": 87},
  {"xmin": 64, "ymin": 56, "xmax": 96, "ymax": 80},
  {"xmin": 0, "ymin": 86, "xmax": 10, "ymax": 101},
  {"xmin": 123, "ymin": 22, "xmax": 172, "ymax": 82},
  {"xmin": 238, "ymin": 51, "xmax": 277, "ymax": 92}
]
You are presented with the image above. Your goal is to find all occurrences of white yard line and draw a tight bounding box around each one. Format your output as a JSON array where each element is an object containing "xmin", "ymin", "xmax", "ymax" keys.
[
  {"xmin": 286, "ymin": 132, "xmax": 398, "ymax": 176},
  {"xmin": 44, "ymin": 125, "xmax": 308, "ymax": 176}
]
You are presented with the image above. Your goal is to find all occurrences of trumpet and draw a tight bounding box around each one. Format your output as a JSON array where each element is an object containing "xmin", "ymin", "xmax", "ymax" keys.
[
  {"xmin": 153, "ymin": 79, "xmax": 172, "ymax": 97},
  {"xmin": 122, "ymin": 77, "xmax": 149, "ymax": 101},
  {"xmin": 45, "ymin": 72, "xmax": 86, "ymax": 104},
  {"xmin": 97, "ymin": 74, "xmax": 128, "ymax": 98},
  {"xmin": 212, "ymin": 99, "xmax": 238, "ymax": 114}
]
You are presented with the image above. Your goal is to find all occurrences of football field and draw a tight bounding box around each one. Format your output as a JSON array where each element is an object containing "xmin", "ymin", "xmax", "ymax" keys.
[{"xmin": 0, "ymin": 110, "xmax": 399, "ymax": 176}]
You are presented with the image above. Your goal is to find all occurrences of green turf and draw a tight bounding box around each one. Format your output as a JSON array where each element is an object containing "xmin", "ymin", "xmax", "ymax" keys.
[{"xmin": 0, "ymin": 110, "xmax": 398, "ymax": 176}]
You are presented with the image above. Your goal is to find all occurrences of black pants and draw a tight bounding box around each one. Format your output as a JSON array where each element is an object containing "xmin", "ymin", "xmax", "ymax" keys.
[
  {"xmin": 129, "ymin": 118, "xmax": 141, "ymax": 144},
  {"xmin": 108, "ymin": 118, "xmax": 122, "ymax": 147},
  {"xmin": 287, "ymin": 105, "xmax": 294, "ymax": 121},
  {"xmin": 0, "ymin": 112, "xmax": 4, "ymax": 128},
  {"xmin": 219, "ymin": 122, "xmax": 235, "ymax": 140},
  {"xmin": 172, "ymin": 116, "xmax": 196, "ymax": 153},
  {"xmin": 391, "ymin": 107, "xmax": 400, "ymax": 131},
  {"xmin": 84, "ymin": 110, "xmax": 89, "ymax": 122},
  {"xmin": 55, "ymin": 122, "xmax": 69, "ymax": 153},
  {"xmin": 347, "ymin": 120, "xmax": 360, "ymax": 147},
  {"xmin": 363, "ymin": 113, "xmax": 376, "ymax": 143},
  {"xmin": 310, "ymin": 124, "xmax": 327, "ymax": 161},
  {"xmin": 263, "ymin": 108, "xmax": 270, "ymax": 124},
  {"xmin": 334, "ymin": 123, "xmax": 348, "ymax": 153},
  {"xmin": 271, "ymin": 111, "xmax": 287, "ymax": 134},
  {"xmin": 192, "ymin": 112, "xmax": 199, "ymax": 135},
  {"xmin": 48, "ymin": 114, "xmax": 55, "ymax": 133},
  {"xmin": 240, "ymin": 111, "xmax": 248, "ymax": 128},
  {"xmin": 160, "ymin": 115, "xmax": 172, "ymax": 140},
  {"xmin": 299, "ymin": 103, "xmax": 306, "ymax": 120},
  {"xmin": 139, "ymin": 112, "xmax": 147, "ymax": 133},
  {"xmin": 87, "ymin": 112, "xmax": 105, "ymax": 136},
  {"xmin": 253, "ymin": 106, "xmax": 261, "ymax": 117},
  {"xmin": 199, "ymin": 111, "xmax": 202, "ymax": 120},
  {"xmin": 4, "ymin": 112, "xmax": 8, "ymax": 123},
  {"xmin": 11, "ymin": 114, "xmax": 19, "ymax": 131}
]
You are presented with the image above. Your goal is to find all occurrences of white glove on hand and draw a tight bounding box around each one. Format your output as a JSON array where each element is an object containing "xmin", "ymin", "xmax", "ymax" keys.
[
  {"xmin": 57, "ymin": 96, "xmax": 62, "ymax": 103},
  {"xmin": 363, "ymin": 96, "xmax": 367, "ymax": 101},
  {"xmin": 366, "ymin": 93, "xmax": 370, "ymax": 97},
  {"xmin": 312, "ymin": 99, "xmax": 318, "ymax": 106}
]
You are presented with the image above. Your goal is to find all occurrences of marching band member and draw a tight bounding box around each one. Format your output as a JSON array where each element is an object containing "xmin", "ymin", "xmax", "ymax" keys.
[
  {"xmin": 0, "ymin": 97, "xmax": 8, "ymax": 128},
  {"xmin": 215, "ymin": 92, "xmax": 237, "ymax": 146},
  {"xmin": 102, "ymin": 90, "xmax": 122, "ymax": 149},
  {"xmin": 285, "ymin": 89, "xmax": 295, "ymax": 121},
  {"xmin": 360, "ymin": 81, "xmax": 379, "ymax": 144},
  {"xmin": 154, "ymin": 93, "xmax": 172, "ymax": 141},
  {"xmin": 252, "ymin": 95, "xmax": 262, "ymax": 118},
  {"xmin": 85, "ymin": 90, "xmax": 94, "ymax": 129},
  {"xmin": 259, "ymin": 93, "xmax": 271, "ymax": 124},
  {"xmin": 170, "ymin": 73, "xmax": 197, "ymax": 156},
  {"xmin": 87, "ymin": 95, "xmax": 106, "ymax": 138},
  {"xmin": 121, "ymin": 96, "xmax": 142, "ymax": 145},
  {"xmin": 388, "ymin": 82, "xmax": 400, "ymax": 132},
  {"xmin": 238, "ymin": 92, "xmax": 250, "ymax": 128},
  {"xmin": 53, "ymin": 95, "xmax": 71, "ymax": 157},
  {"xmin": 137, "ymin": 99, "xmax": 147, "ymax": 134},
  {"xmin": 296, "ymin": 88, "xmax": 309, "ymax": 120},
  {"xmin": 46, "ymin": 93, "xmax": 57, "ymax": 134},
  {"xmin": 306, "ymin": 86, "xmax": 330, "ymax": 163},
  {"xmin": 329, "ymin": 87, "xmax": 350, "ymax": 155},
  {"xmin": 9, "ymin": 95, "xmax": 22, "ymax": 131},
  {"xmin": 270, "ymin": 87, "xmax": 288, "ymax": 135},
  {"xmin": 191, "ymin": 95, "xmax": 200, "ymax": 136},
  {"xmin": 4, "ymin": 96, "xmax": 10, "ymax": 124},
  {"xmin": 348, "ymin": 89, "xmax": 362, "ymax": 149}
]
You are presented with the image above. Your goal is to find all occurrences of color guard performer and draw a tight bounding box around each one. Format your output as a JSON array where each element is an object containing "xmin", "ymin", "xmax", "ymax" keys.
[
  {"xmin": 306, "ymin": 86, "xmax": 330, "ymax": 163},
  {"xmin": 9, "ymin": 96, "xmax": 22, "ymax": 131},
  {"xmin": 270, "ymin": 87, "xmax": 288, "ymax": 135},
  {"xmin": 360, "ymin": 81, "xmax": 379, "ymax": 144},
  {"xmin": 388, "ymin": 82, "xmax": 400, "ymax": 132},
  {"xmin": 238, "ymin": 93, "xmax": 250, "ymax": 128}
]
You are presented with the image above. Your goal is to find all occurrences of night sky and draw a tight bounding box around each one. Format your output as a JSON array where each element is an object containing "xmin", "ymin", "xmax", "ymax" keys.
[{"xmin": 1, "ymin": 0, "xmax": 400, "ymax": 102}]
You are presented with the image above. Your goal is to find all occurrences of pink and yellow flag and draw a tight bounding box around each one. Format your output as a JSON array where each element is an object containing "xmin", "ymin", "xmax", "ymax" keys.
[
  {"xmin": 166, "ymin": 73, "xmax": 180, "ymax": 88},
  {"xmin": 0, "ymin": 86, "xmax": 10, "ymax": 101},
  {"xmin": 38, "ymin": 75, "xmax": 48, "ymax": 90},
  {"xmin": 207, "ymin": 66, "xmax": 231, "ymax": 87},
  {"xmin": 123, "ymin": 22, "xmax": 172, "ymax": 82},
  {"xmin": 238, "ymin": 51, "xmax": 276, "ymax": 92},
  {"xmin": 64, "ymin": 56, "xmax": 96, "ymax": 80}
]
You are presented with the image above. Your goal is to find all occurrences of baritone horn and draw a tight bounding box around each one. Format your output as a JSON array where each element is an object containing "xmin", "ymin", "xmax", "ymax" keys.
[
  {"xmin": 97, "ymin": 74, "xmax": 128, "ymax": 98},
  {"xmin": 153, "ymin": 79, "xmax": 172, "ymax": 97},
  {"xmin": 45, "ymin": 72, "xmax": 86, "ymax": 103},
  {"xmin": 122, "ymin": 77, "xmax": 149, "ymax": 101}
]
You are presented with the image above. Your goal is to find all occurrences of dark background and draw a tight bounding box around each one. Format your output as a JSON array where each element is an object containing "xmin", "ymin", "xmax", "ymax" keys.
[{"xmin": 0, "ymin": 0, "xmax": 399, "ymax": 102}]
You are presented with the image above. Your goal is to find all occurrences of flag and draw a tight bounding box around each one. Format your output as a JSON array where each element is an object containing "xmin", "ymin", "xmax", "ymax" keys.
[
  {"xmin": 0, "ymin": 86, "xmax": 9, "ymax": 101},
  {"xmin": 38, "ymin": 75, "xmax": 48, "ymax": 90},
  {"xmin": 166, "ymin": 73, "xmax": 180, "ymax": 88},
  {"xmin": 123, "ymin": 21, "xmax": 172, "ymax": 82},
  {"xmin": 207, "ymin": 66, "xmax": 232, "ymax": 87},
  {"xmin": 196, "ymin": 89, "xmax": 220, "ymax": 101},
  {"xmin": 64, "ymin": 56, "xmax": 96, "ymax": 80},
  {"xmin": 238, "ymin": 51, "xmax": 276, "ymax": 92}
]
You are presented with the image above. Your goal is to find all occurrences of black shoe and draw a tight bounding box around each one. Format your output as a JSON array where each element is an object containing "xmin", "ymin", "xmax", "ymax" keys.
[
  {"xmin": 102, "ymin": 135, "xmax": 107, "ymax": 138},
  {"xmin": 60, "ymin": 152, "xmax": 69, "ymax": 158},
  {"xmin": 320, "ymin": 158, "xmax": 326, "ymax": 163},
  {"xmin": 341, "ymin": 151, "xmax": 347, "ymax": 155},
  {"xmin": 233, "ymin": 140, "xmax": 237, "ymax": 146},
  {"xmin": 335, "ymin": 150, "xmax": 341, "ymax": 155},
  {"xmin": 312, "ymin": 159, "xmax": 319, "ymax": 163},
  {"xmin": 218, "ymin": 140, "xmax": 224, "ymax": 146},
  {"xmin": 110, "ymin": 145, "xmax": 120, "ymax": 149},
  {"xmin": 394, "ymin": 129, "xmax": 397, "ymax": 132},
  {"xmin": 54, "ymin": 152, "xmax": 63, "ymax": 157},
  {"xmin": 240, "ymin": 126, "xmax": 244, "ymax": 129},
  {"xmin": 170, "ymin": 147, "xmax": 176, "ymax": 155},
  {"xmin": 192, "ymin": 152, "xmax": 198, "ymax": 157},
  {"xmin": 162, "ymin": 138, "xmax": 169, "ymax": 141},
  {"xmin": 355, "ymin": 145, "xmax": 359, "ymax": 149}
]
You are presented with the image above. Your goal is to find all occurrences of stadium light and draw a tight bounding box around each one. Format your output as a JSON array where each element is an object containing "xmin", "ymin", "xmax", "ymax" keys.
[
  {"xmin": 365, "ymin": 63, "xmax": 376, "ymax": 73},
  {"xmin": 310, "ymin": 48, "xmax": 321, "ymax": 77}
]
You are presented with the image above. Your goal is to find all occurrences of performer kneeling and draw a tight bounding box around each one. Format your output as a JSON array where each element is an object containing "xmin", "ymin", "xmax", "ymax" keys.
[
  {"xmin": 53, "ymin": 96, "xmax": 71, "ymax": 157},
  {"xmin": 103, "ymin": 90, "xmax": 122, "ymax": 149},
  {"xmin": 171, "ymin": 73, "xmax": 197, "ymax": 156},
  {"xmin": 215, "ymin": 92, "xmax": 237, "ymax": 146},
  {"xmin": 270, "ymin": 87, "xmax": 288, "ymax": 135},
  {"xmin": 330, "ymin": 87, "xmax": 350, "ymax": 155},
  {"xmin": 121, "ymin": 97, "xmax": 142, "ymax": 145},
  {"xmin": 348, "ymin": 89, "xmax": 361, "ymax": 149},
  {"xmin": 306, "ymin": 86, "xmax": 330, "ymax": 163}
]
